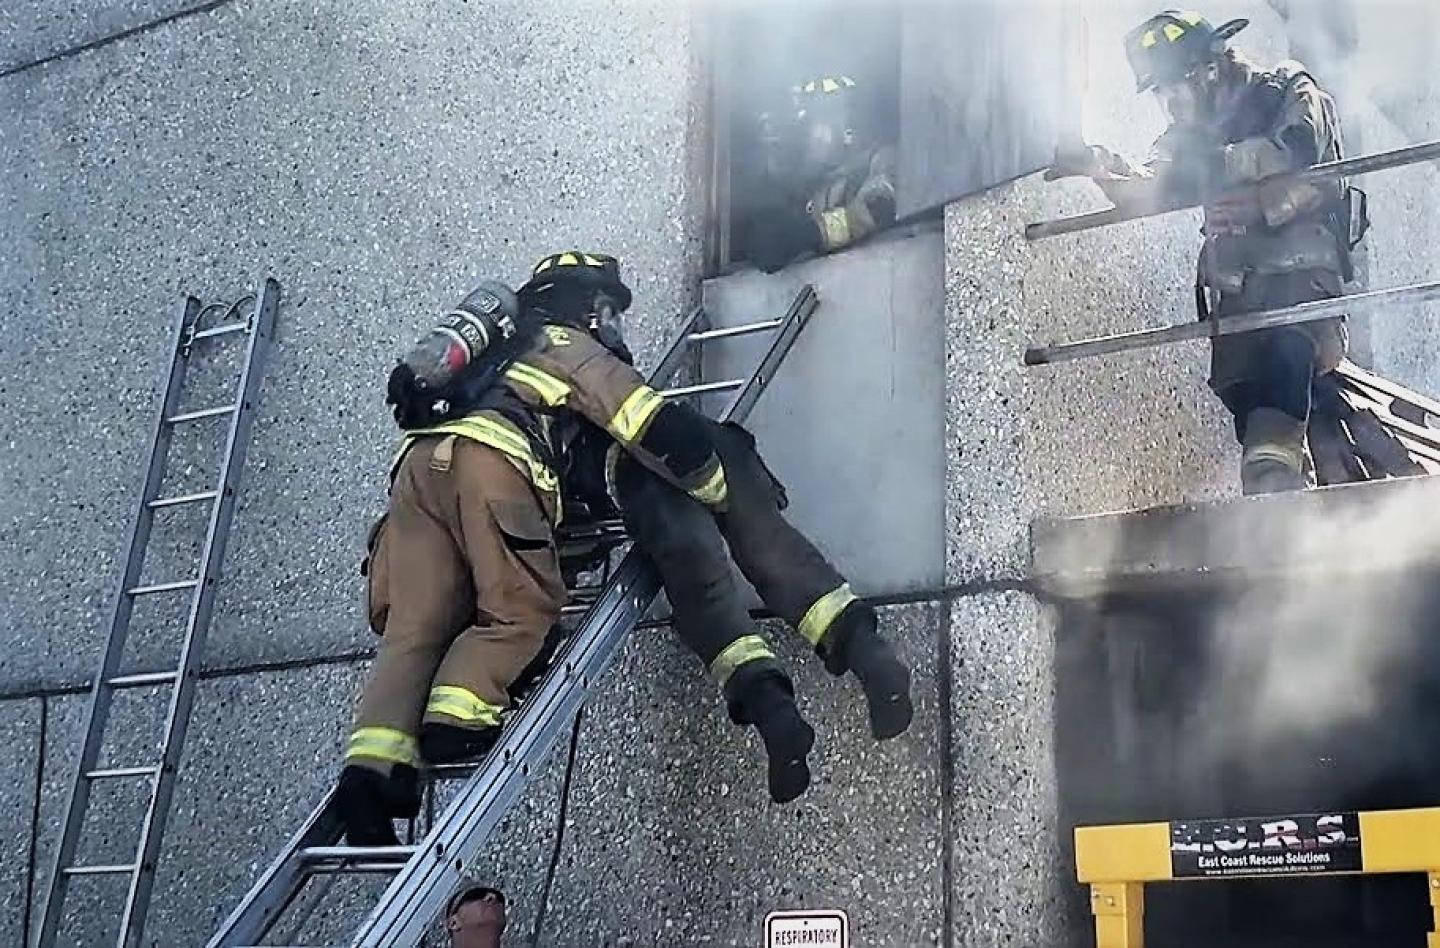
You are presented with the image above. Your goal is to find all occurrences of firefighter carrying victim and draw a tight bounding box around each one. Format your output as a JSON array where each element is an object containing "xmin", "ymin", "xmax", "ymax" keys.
[{"xmin": 337, "ymin": 252, "xmax": 912, "ymax": 845}]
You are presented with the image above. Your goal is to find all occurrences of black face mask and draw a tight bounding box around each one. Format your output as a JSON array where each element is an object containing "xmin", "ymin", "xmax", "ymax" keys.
[{"xmin": 588, "ymin": 293, "xmax": 633, "ymax": 365}]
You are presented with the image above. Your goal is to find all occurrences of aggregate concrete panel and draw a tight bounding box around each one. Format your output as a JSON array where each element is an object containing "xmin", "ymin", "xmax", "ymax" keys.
[
  {"xmin": 0, "ymin": 0, "xmax": 705, "ymax": 691},
  {"xmin": 943, "ymin": 174, "xmax": 1233, "ymax": 586},
  {"xmin": 0, "ymin": 698, "xmax": 42, "ymax": 948},
  {"xmin": 700, "ymin": 227, "xmax": 948, "ymax": 597},
  {"xmin": 0, "ymin": 0, "xmax": 211, "ymax": 73},
  {"xmin": 948, "ymin": 590, "xmax": 1079, "ymax": 948},
  {"xmin": 1032, "ymin": 473, "xmax": 1440, "ymax": 599},
  {"xmin": 541, "ymin": 602, "xmax": 946, "ymax": 946}
]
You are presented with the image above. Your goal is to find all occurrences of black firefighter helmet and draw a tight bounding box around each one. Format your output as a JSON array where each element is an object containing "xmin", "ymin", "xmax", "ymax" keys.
[
  {"xmin": 1124, "ymin": 11, "xmax": 1248, "ymax": 92},
  {"xmin": 518, "ymin": 251, "xmax": 633, "ymax": 315},
  {"xmin": 793, "ymin": 75, "xmax": 860, "ymax": 173}
]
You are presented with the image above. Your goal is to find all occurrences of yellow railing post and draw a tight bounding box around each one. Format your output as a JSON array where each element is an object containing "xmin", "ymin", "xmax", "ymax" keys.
[{"xmin": 1091, "ymin": 881, "xmax": 1144, "ymax": 948}]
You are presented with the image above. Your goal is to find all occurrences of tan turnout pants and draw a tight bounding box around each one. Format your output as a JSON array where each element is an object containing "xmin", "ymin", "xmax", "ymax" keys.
[{"xmin": 348, "ymin": 435, "xmax": 565, "ymax": 774}]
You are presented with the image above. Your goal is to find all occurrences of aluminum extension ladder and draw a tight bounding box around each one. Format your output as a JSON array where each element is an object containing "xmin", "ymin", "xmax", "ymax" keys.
[
  {"xmin": 38, "ymin": 280, "xmax": 281, "ymax": 947},
  {"xmin": 208, "ymin": 284, "xmax": 819, "ymax": 947}
]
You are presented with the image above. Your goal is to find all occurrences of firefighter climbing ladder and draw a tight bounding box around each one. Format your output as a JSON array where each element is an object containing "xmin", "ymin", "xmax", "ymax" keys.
[
  {"xmin": 38, "ymin": 280, "xmax": 281, "ymax": 947},
  {"xmin": 208, "ymin": 284, "xmax": 820, "ymax": 947}
]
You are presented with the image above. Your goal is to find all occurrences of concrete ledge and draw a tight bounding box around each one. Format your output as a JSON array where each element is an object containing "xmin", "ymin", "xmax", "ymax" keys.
[{"xmin": 1032, "ymin": 474, "xmax": 1440, "ymax": 600}]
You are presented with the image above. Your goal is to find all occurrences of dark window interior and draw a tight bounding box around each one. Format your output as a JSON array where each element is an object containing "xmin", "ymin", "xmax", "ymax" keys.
[
  {"xmin": 710, "ymin": 0, "xmax": 904, "ymax": 273},
  {"xmin": 706, "ymin": 0, "xmax": 1079, "ymax": 275}
]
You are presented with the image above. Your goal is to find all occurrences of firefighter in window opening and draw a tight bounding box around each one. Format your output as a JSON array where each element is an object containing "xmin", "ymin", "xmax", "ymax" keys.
[
  {"xmin": 1047, "ymin": 11, "xmax": 1364, "ymax": 495},
  {"xmin": 564, "ymin": 358, "xmax": 914, "ymax": 807},
  {"xmin": 743, "ymin": 75, "xmax": 898, "ymax": 274},
  {"xmin": 338, "ymin": 253, "xmax": 731, "ymax": 846}
]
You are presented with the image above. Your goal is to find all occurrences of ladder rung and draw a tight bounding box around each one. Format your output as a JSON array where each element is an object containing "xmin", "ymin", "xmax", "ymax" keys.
[
  {"xmin": 688, "ymin": 318, "xmax": 782, "ymax": 342},
  {"xmin": 167, "ymin": 404, "xmax": 237, "ymax": 424},
  {"xmin": 192, "ymin": 322, "xmax": 249, "ymax": 341},
  {"xmin": 148, "ymin": 489, "xmax": 220, "ymax": 510},
  {"xmin": 428, "ymin": 762, "xmax": 478, "ymax": 780},
  {"xmin": 86, "ymin": 765, "xmax": 161, "ymax": 780},
  {"xmin": 307, "ymin": 861, "xmax": 410, "ymax": 876},
  {"xmin": 299, "ymin": 845, "xmax": 417, "ymax": 864},
  {"xmin": 64, "ymin": 864, "xmax": 136, "ymax": 876},
  {"xmin": 661, "ymin": 379, "xmax": 745, "ymax": 399},
  {"xmin": 127, "ymin": 579, "xmax": 199, "ymax": 596},
  {"xmin": 107, "ymin": 670, "xmax": 180, "ymax": 688}
]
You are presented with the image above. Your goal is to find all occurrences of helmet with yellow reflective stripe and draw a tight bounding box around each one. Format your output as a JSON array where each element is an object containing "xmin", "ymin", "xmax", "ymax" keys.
[
  {"xmin": 796, "ymin": 75, "xmax": 857, "ymax": 98},
  {"xmin": 792, "ymin": 75, "xmax": 861, "ymax": 174},
  {"xmin": 518, "ymin": 251, "xmax": 633, "ymax": 313},
  {"xmin": 1124, "ymin": 11, "xmax": 1248, "ymax": 92}
]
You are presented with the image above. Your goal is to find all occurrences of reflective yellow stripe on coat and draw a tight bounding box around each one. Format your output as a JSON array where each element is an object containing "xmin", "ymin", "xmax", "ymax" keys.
[
  {"xmin": 607, "ymin": 385, "xmax": 665, "ymax": 443},
  {"xmin": 504, "ymin": 362, "xmax": 571, "ymax": 408},
  {"xmin": 395, "ymin": 413, "xmax": 559, "ymax": 496}
]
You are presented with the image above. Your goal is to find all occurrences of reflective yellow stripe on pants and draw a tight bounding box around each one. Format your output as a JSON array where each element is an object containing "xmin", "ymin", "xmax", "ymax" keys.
[
  {"xmin": 798, "ymin": 582, "xmax": 858, "ymax": 646},
  {"xmin": 708, "ymin": 634, "xmax": 775, "ymax": 687},
  {"xmin": 688, "ymin": 463, "xmax": 729, "ymax": 508},
  {"xmin": 346, "ymin": 726, "xmax": 420, "ymax": 767},
  {"xmin": 426, "ymin": 685, "xmax": 504, "ymax": 728}
]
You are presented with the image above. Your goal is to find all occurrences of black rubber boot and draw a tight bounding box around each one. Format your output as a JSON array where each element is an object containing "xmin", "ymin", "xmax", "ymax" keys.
[
  {"xmin": 727, "ymin": 666, "xmax": 815, "ymax": 804},
  {"xmin": 418, "ymin": 722, "xmax": 503, "ymax": 765},
  {"xmin": 335, "ymin": 764, "xmax": 420, "ymax": 847},
  {"xmin": 1241, "ymin": 457, "xmax": 1306, "ymax": 496},
  {"xmin": 821, "ymin": 602, "xmax": 913, "ymax": 740}
]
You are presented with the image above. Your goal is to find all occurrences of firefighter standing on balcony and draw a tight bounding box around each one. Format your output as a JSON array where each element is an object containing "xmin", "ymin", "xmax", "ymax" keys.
[
  {"xmin": 338, "ymin": 254, "xmax": 729, "ymax": 845},
  {"xmin": 743, "ymin": 75, "xmax": 898, "ymax": 273},
  {"xmin": 1050, "ymin": 11, "xmax": 1361, "ymax": 495}
]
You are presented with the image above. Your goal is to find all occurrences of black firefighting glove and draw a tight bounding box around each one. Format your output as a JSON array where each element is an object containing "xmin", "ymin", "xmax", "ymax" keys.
[
  {"xmin": 1044, "ymin": 144, "xmax": 1106, "ymax": 181},
  {"xmin": 592, "ymin": 322, "xmax": 634, "ymax": 365},
  {"xmin": 387, "ymin": 361, "xmax": 454, "ymax": 429},
  {"xmin": 745, "ymin": 203, "xmax": 824, "ymax": 273}
]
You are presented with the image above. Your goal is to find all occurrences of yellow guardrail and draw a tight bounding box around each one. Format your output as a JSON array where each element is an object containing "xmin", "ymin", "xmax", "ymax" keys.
[{"xmin": 1075, "ymin": 807, "xmax": 1440, "ymax": 947}]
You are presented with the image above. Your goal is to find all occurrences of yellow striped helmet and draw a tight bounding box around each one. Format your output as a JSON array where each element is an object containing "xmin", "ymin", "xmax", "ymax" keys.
[
  {"xmin": 520, "ymin": 252, "xmax": 632, "ymax": 312},
  {"xmin": 1124, "ymin": 11, "xmax": 1248, "ymax": 92}
]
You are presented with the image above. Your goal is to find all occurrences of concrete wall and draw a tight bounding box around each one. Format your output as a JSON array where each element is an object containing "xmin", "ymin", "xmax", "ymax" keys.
[
  {"xmin": 5, "ymin": 1, "xmax": 1439, "ymax": 946},
  {"xmin": 0, "ymin": 0, "xmax": 713, "ymax": 943}
]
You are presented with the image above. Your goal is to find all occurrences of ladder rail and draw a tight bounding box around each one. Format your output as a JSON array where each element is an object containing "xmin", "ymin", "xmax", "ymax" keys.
[
  {"xmin": 119, "ymin": 278, "xmax": 280, "ymax": 945},
  {"xmin": 355, "ymin": 285, "xmax": 818, "ymax": 946},
  {"xmin": 206, "ymin": 786, "xmax": 347, "ymax": 945},
  {"xmin": 37, "ymin": 294, "xmax": 201, "ymax": 946}
]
